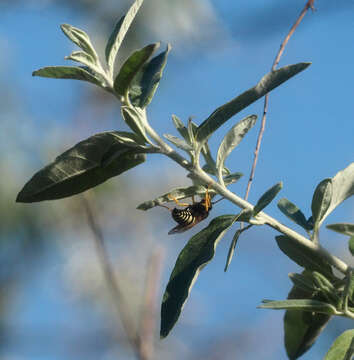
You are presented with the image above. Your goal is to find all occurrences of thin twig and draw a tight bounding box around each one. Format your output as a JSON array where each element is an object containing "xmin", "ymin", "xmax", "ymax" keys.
[
  {"xmin": 244, "ymin": 0, "xmax": 316, "ymax": 201},
  {"xmin": 82, "ymin": 193, "xmax": 141, "ymax": 358},
  {"xmin": 138, "ymin": 247, "xmax": 165, "ymax": 360}
]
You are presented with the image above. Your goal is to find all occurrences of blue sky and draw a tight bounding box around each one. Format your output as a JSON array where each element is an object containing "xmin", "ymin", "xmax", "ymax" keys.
[{"xmin": 1, "ymin": 1, "xmax": 353, "ymax": 359}]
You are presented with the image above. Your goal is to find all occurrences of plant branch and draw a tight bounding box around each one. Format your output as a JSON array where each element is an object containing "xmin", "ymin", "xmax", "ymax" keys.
[
  {"xmin": 139, "ymin": 99, "xmax": 348, "ymax": 275},
  {"xmin": 82, "ymin": 193, "xmax": 142, "ymax": 359},
  {"xmin": 244, "ymin": 0, "xmax": 316, "ymax": 201},
  {"xmin": 138, "ymin": 247, "xmax": 165, "ymax": 360},
  {"xmin": 195, "ymin": 167, "xmax": 348, "ymax": 274}
]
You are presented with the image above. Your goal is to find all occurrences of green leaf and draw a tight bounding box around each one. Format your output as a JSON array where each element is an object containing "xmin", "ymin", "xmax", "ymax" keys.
[
  {"xmin": 289, "ymin": 272, "xmax": 339, "ymax": 305},
  {"xmin": 259, "ymin": 299, "xmax": 337, "ymax": 315},
  {"xmin": 105, "ymin": 0, "xmax": 144, "ymax": 73},
  {"xmin": 137, "ymin": 185, "xmax": 214, "ymax": 211},
  {"xmin": 348, "ymin": 271, "xmax": 354, "ymax": 303},
  {"xmin": 324, "ymin": 330, "xmax": 354, "ymax": 360},
  {"xmin": 327, "ymin": 223, "xmax": 354, "ymax": 237},
  {"xmin": 284, "ymin": 284, "xmax": 331, "ymax": 360},
  {"xmin": 196, "ymin": 62, "xmax": 311, "ymax": 143},
  {"xmin": 160, "ymin": 215, "xmax": 235, "ymax": 338},
  {"xmin": 137, "ymin": 174, "xmax": 243, "ymax": 211},
  {"xmin": 60, "ymin": 24, "xmax": 98, "ymax": 63},
  {"xmin": 311, "ymin": 272, "xmax": 339, "ymax": 304},
  {"xmin": 65, "ymin": 51, "xmax": 96, "ymax": 68},
  {"xmin": 129, "ymin": 44, "xmax": 171, "ymax": 108},
  {"xmin": 277, "ymin": 198, "xmax": 310, "ymax": 231},
  {"xmin": 187, "ymin": 117, "xmax": 196, "ymax": 147},
  {"xmin": 110, "ymin": 131, "xmax": 146, "ymax": 146},
  {"xmin": 311, "ymin": 272, "xmax": 336, "ymax": 295},
  {"xmin": 216, "ymin": 114, "xmax": 257, "ymax": 184},
  {"xmin": 201, "ymin": 142, "xmax": 218, "ymax": 173},
  {"xmin": 172, "ymin": 114, "xmax": 189, "ymax": 141},
  {"xmin": 121, "ymin": 106, "xmax": 149, "ymax": 144},
  {"xmin": 201, "ymin": 164, "xmax": 230, "ymax": 177},
  {"xmin": 288, "ymin": 272, "xmax": 318, "ymax": 293},
  {"xmin": 224, "ymin": 229, "xmax": 242, "ymax": 272},
  {"xmin": 253, "ymin": 182, "xmax": 283, "ymax": 216},
  {"xmin": 163, "ymin": 134, "xmax": 193, "ymax": 152},
  {"xmin": 349, "ymin": 236, "xmax": 354, "ymax": 256},
  {"xmin": 172, "ymin": 115, "xmax": 218, "ymax": 171},
  {"xmin": 32, "ymin": 66, "xmax": 101, "ymax": 86},
  {"xmin": 306, "ymin": 216, "xmax": 314, "ymax": 229},
  {"xmin": 114, "ymin": 43, "xmax": 159, "ymax": 96},
  {"xmin": 275, "ymin": 235, "xmax": 333, "ymax": 279},
  {"xmin": 223, "ymin": 172, "xmax": 243, "ymax": 184},
  {"xmin": 16, "ymin": 132, "xmax": 146, "ymax": 203},
  {"xmin": 320, "ymin": 163, "xmax": 354, "ymax": 226},
  {"xmin": 311, "ymin": 178, "xmax": 332, "ymax": 229},
  {"xmin": 224, "ymin": 215, "xmax": 253, "ymax": 272}
]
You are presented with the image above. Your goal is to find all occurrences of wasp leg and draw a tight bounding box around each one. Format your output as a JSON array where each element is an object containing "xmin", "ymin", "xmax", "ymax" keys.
[
  {"xmin": 192, "ymin": 195, "xmax": 195, "ymax": 204},
  {"xmin": 205, "ymin": 184, "xmax": 212, "ymax": 211},
  {"xmin": 167, "ymin": 194, "xmax": 190, "ymax": 207},
  {"xmin": 158, "ymin": 203, "xmax": 172, "ymax": 211}
]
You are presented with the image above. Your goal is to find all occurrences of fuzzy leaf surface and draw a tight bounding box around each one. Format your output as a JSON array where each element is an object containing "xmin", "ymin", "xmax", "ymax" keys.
[
  {"xmin": 60, "ymin": 24, "xmax": 98, "ymax": 62},
  {"xmin": 163, "ymin": 134, "xmax": 193, "ymax": 152},
  {"xmin": 320, "ymin": 163, "xmax": 354, "ymax": 226},
  {"xmin": 121, "ymin": 106, "xmax": 149, "ymax": 144},
  {"xmin": 172, "ymin": 115, "xmax": 189, "ymax": 141},
  {"xmin": 32, "ymin": 66, "xmax": 101, "ymax": 86},
  {"xmin": 196, "ymin": 62, "xmax": 311, "ymax": 143},
  {"xmin": 129, "ymin": 44, "xmax": 171, "ymax": 108},
  {"xmin": 324, "ymin": 330, "xmax": 354, "ymax": 360},
  {"xmin": 65, "ymin": 51, "xmax": 96, "ymax": 68},
  {"xmin": 349, "ymin": 236, "xmax": 354, "ymax": 256},
  {"xmin": 222, "ymin": 172, "xmax": 243, "ymax": 184},
  {"xmin": 216, "ymin": 114, "xmax": 257, "ymax": 183},
  {"xmin": 288, "ymin": 272, "xmax": 318, "ymax": 293},
  {"xmin": 137, "ymin": 176, "xmax": 243, "ymax": 211},
  {"xmin": 224, "ymin": 229, "xmax": 242, "ymax": 272},
  {"xmin": 105, "ymin": 0, "xmax": 144, "ymax": 73},
  {"xmin": 259, "ymin": 299, "xmax": 337, "ymax": 314},
  {"xmin": 16, "ymin": 132, "xmax": 145, "ymax": 202},
  {"xmin": 277, "ymin": 198, "xmax": 310, "ymax": 230},
  {"xmin": 136, "ymin": 185, "xmax": 218, "ymax": 211},
  {"xmin": 327, "ymin": 223, "xmax": 354, "ymax": 237},
  {"xmin": 275, "ymin": 235, "xmax": 333, "ymax": 278},
  {"xmin": 253, "ymin": 182, "xmax": 283, "ymax": 216},
  {"xmin": 114, "ymin": 43, "xmax": 159, "ymax": 96},
  {"xmin": 160, "ymin": 215, "xmax": 235, "ymax": 338},
  {"xmin": 311, "ymin": 178, "xmax": 332, "ymax": 229},
  {"xmin": 284, "ymin": 285, "xmax": 331, "ymax": 360}
]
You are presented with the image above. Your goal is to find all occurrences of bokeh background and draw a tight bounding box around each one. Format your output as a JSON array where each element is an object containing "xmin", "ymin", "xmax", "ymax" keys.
[{"xmin": 1, "ymin": 0, "xmax": 353, "ymax": 359}]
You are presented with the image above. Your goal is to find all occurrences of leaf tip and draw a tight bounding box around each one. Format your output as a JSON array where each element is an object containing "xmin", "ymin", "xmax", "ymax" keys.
[
  {"xmin": 15, "ymin": 192, "xmax": 23, "ymax": 203},
  {"xmin": 60, "ymin": 23, "xmax": 69, "ymax": 33},
  {"xmin": 16, "ymin": 190, "xmax": 29, "ymax": 203},
  {"xmin": 136, "ymin": 204, "xmax": 147, "ymax": 211}
]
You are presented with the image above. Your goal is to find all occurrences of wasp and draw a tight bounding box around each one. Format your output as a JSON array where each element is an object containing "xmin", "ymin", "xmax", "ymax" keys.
[{"xmin": 160, "ymin": 187, "xmax": 221, "ymax": 234}]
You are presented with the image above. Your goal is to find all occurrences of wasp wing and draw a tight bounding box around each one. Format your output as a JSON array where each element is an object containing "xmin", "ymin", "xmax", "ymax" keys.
[{"xmin": 168, "ymin": 218, "xmax": 203, "ymax": 235}]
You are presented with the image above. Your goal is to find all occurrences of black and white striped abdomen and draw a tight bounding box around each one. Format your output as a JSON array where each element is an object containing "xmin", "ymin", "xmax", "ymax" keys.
[{"xmin": 172, "ymin": 207, "xmax": 194, "ymax": 226}]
